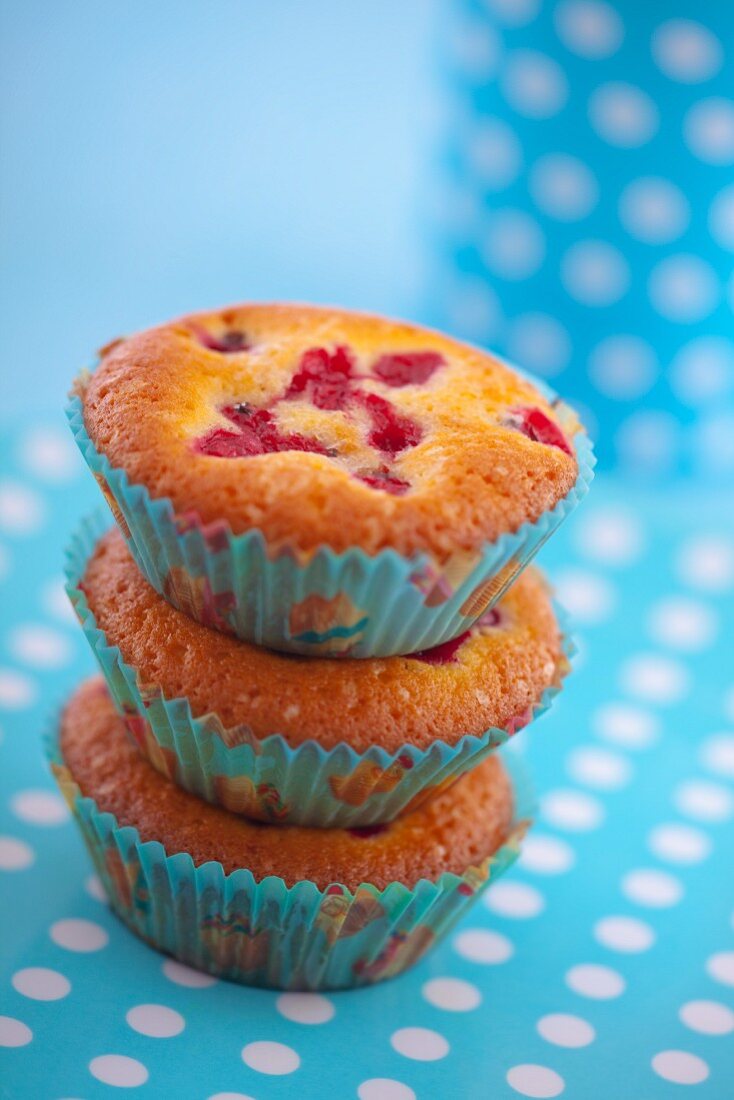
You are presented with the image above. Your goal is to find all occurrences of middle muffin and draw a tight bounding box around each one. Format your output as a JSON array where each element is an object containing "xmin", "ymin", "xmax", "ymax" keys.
[{"xmin": 68, "ymin": 514, "xmax": 569, "ymax": 827}]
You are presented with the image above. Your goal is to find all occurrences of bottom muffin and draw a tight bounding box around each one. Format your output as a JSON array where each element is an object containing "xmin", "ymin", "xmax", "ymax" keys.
[{"xmin": 49, "ymin": 679, "xmax": 531, "ymax": 990}]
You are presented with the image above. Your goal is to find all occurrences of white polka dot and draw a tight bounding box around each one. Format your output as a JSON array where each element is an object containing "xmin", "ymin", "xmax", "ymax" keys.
[
  {"xmin": 242, "ymin": 1040, "xmax": 300, "ymax": 1075},
  {"xmin": 529, "ymin": 153, "xmax": 598, "ymax": 222},
  {"xmin": 0, "ymin": 481, "xmax": 45, "ymax": 536},
  {"xmin": 41, "ymin": 577, "xmax": 77, "ymax": 623},
  {"xmin": 671, "ymin": 338, "xmax": 734, "ymax": 406},
  {"xmin": 566, "ymin": 963, "xmax": 625, "ymax": 999},
  {"xmin": 675, "ymin": 779, "xmax": 734, "ymax": 823},
  {"xmin": 622, "ymin": 868, "xmax": 684, "ymax": 908},
  {"xmin": 700, "ymin": 733, "xmax": 734, "ymax": 779},
  {"xmin": 649, "ymin": 254, "xmax": 719, "ymax": 323},
  {"xmin": 677, "ymin": 536, "xmax": 734, "ymax": 592},
  {"xmin": 621, "ymin": 653, "xmax": 689, "ymax": 705},
  {"xmin": 507, "ymin": 1064, "xmax": 565, "ymax": 1098},
  {"xmin": 542, "ymin": 789, "xmax": 605, "ymax": 832},
  {"xmin": 519, "ymin": 834, "xmax": 575, "ymax": 875},
  {"xmin": 561, "ymin": 240, "xmax": 629, "ymax": 306},
  {"xmin": 707, "ymin": 951, "xmax": 734, "ymax": 987},
  {"xmin": 0, "ymin": 836, "xmax": 34, "ymax": 871},
  {"xmin": 483, "ymin": 0, "xmax": 540, "ymax": 27},
  {"xmin": 554, "ymin": 568, "xmax": 615, "ymax": 624},
  {"xmin": 11, "ymin": 789, "xmax": 69, "ymax": 826},
  {"xmin": 537, "ymin": 1013, "xmax": 595, "ymax": 1048},
  {"xmin": 358, "ymin": 1080, "xmax": 415, "ymax": 1100},
  {"xmin": 649, "ymin": 823, "xmax": 711, "ymax": 865},
  {"xmin": 450, "ymin": 20, "xmax": 501, "ymax": 80},
  {"xmin": 422, "ymin": 977, "xmax": 482, "ymax": 1012},
  {"xmin": 12, "ymin": 967, "xmax": 70, "ymax": 1001},
  {"xmin": 501, "ymin": 50, "xmax": 569, "ymax": 120},
  {"xmin": 162, "ymin": 959, "xmax": 218, "ymax": 988},
  {"xmin": 554, "ymin": 0, "xmax": 623, "ymax": 59},
  {"xmin": 616, "ymin": 411, "xmax": 680, "ymax": 477},
  {"xmin": 505, "ymin": 313, "xmax": 571, "ymax": 378},
  {"xmin": 0, "ymin": 1016, "xmax": 32, "ymax": 1047},
  {"xmin": 653, "ymin": 20, "xmax": 723, "ymax": 84},
  {"xmin": 594, "ymin": 915, "xmax": 655, "ymax": 953},
  {"xmin": 390, "ymin": 1027, "xmax": 449, "ymax": 1062},
  {"xmin": 685, "ymin": 98, "xmax": 734, "ymax": 165},
  {"xmin": 454, "ymin": 927, "xmax": 514, "ymax": 964},
  {"xmin": 0, "ymin": 669, "xmax": 36, "ymax": 710},
  {"xmin": 86, "ymin": 873, "xmax": 107, "ymax": 902},
  {"xmin": 652, "ymin": 1051, "xmax": 709, "ymax": 1086},
  {"xmin": 126, "ymin": 1004, "xmax": 185, "ymax": 1038},
  {"xmin": 680, "ymin": 1000, "xmax": 734, "ymax": 1036},
  {"xmin": 594, "ymin": 703, "xmax": 660, "ymax": 750},
  {"xmin": 589, "ymin": 82, "xmax": 658, "ymax": 147},
  {"xmin": 9, "ymin": 624, "xmax": 72, "ymax": 670},
  {"xmin": 588, "ymin": 335, "xmax": 658, "ymax": 401},
  {"xmin": 482, "ymin": 209, "xmax": 545, "ymax": 280},
  {"xmin": 18, "ymin": 428, "xmax": 79, "ymax": 483},
  {"xmin": 445, "ymin": 275, "xmax": 503, "ymax": 342},
  {"xmin": 467, "ymin": 117, "xmax": 522, "ymax": 191},
  {"xmin": 567, "ymin": 746, "xmax": 631, "ymax": 791},
  {"xmin": 208, "ymin": 1094, "xmax": 257, "ymax": 1100},
  {"xmin": 484, "ymin": 881, "xmax": 545, "ymax": 919},
  {"xmin": 619, "ymin": 177, "xmax": 689, "ymax": 245},
  {"xmin": 276, "ymin": 993, "xmax": 335, "ymax": 1024},
  {"xmin": 90, "ymin": 1054, "xmax": 149, "ymax": 1088},
  {"xmin": 50, "ymin": 918, "xmax": 109, "ymax": 952},
  {"xmin": 648, "ymin": 597, "xmax": 716, "ymax": 652},
  {"xmin": 710, "ymin": 184, "xmax": 734, "ymax": 252},
  {"xmin": 576, "ymin": 508, "xmax": 643, "ymax": 566}
]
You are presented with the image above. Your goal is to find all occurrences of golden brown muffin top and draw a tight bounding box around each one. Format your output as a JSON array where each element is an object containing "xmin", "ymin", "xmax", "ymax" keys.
[
  {"xmin": 61, "ymin": 679, "xmax": 514, "ymax": 890},
  {"xmin": 82, "ymin": 303, "xmax": 581, "ymax": 558},
  {"xmin": 81, "ymin": 528, "xmax": 566, "ymax": 753}
]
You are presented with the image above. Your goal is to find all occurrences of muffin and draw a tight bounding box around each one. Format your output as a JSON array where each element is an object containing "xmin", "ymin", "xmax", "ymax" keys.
[
  {"xmin": 68, "ymin": 515, "xmax": 569, "ymax": 826},
  {"xmin": 49, "ymin": 679, "xmax": 531, "ymax": 990},
  {"xmin": 69, "ymin": 302, "xmax": 593, "ymax": 655}
]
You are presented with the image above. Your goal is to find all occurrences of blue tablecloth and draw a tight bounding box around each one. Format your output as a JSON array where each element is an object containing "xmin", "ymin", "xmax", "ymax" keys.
[{"xmin": 1, "ymin": 420, "xmax": 733, "ymax": 1098}]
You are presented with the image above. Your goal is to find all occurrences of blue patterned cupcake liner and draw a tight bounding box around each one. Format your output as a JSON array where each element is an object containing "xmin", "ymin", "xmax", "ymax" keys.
[
  {"xmin": 45, "ymin": 710, "xmax": 534, "ymax": 991},
  {"xmin": 67, "ymin": 510, "xmax": 572, "ymax": 828},
  {"xmin": 66, "ymin": 375, "xmax": 594, "ymax": 658}
]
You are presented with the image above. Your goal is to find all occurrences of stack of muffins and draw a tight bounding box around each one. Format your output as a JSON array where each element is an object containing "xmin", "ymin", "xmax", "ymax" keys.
[{"xmin": 53, "ymin": 304, "xmax": 593, "ymax": 991}]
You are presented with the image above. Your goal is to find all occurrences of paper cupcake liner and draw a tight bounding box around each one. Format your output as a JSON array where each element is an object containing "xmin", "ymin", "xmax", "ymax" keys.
[
  {"xmin": 66, "ymin": 510, "xmax": 573, "ymax": 828},
  {"xmin": 45, "ymin": 712, "xmax": 534, "ymax": 991},
  {"xmin": 66, "ymin": 379, "xmax": 594, "ymax": 657}
]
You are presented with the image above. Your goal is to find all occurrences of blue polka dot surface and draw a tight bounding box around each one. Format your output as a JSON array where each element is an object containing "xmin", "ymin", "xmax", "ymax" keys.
[
  {"xmin": 2, "ymin": 422, "xmax": 733, "ymax": 1098},
  {"xmin": 431, "ymin": 0, "xmax": 734, "ymax": 479}
]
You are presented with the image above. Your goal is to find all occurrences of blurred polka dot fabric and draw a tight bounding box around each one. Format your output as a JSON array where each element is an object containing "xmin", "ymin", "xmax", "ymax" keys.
[
  {"xmin": 2, "ymin": 416, "xmax": 733, "ymax": 1095},
  {"xmin": 432, "ymin": 0, "xmax": 734, "ymax": 478}
]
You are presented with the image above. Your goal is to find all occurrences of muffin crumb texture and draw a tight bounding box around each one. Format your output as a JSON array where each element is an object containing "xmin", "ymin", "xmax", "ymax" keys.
[
  {"xmin": 81, "ymin": 528, "xmax": 566, "ymax": 752},
  {"xmin": 60, "ymin": 679, "xmax": 515, "ymax": 891},
  {"xmin": 83, "ymin": 303, "xmax": 580, "ymax": 557}
]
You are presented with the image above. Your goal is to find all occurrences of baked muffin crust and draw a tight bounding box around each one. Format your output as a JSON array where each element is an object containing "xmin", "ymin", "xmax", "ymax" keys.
[
  {"xmin": 60, "ymin": 680, "xmax": 515, "ymax": 890},
  {"xmin": 80, "ymin": 528, "xmax": 566, "ymax": 753},
  {"xmin": 83, "ymin": 303, "xmax": 581, "ymax": 558}
]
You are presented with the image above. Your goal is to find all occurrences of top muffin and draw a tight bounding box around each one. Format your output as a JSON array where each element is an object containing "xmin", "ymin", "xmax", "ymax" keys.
[{"xmin": 83, "ymin": 303, "xmax": 581, "ymax": 559}]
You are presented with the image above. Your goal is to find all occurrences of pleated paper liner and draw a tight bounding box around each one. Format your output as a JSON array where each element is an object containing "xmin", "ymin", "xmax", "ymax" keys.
[
  {"xmin": 46, "ymin": 713, "xmax": 535, "ymax": 992},
  {"xmin": 67, "ymin": 378, "xmax": 594, "ymax": 658},
  {"xmin": 67, "ymin": 510, "xmax": 573, "ymax": 828}
]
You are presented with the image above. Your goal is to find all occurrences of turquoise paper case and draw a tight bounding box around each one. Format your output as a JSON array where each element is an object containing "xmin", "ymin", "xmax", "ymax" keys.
[
  {"xmin": 67, "ymin": 511, "xmax": 571, "ymax": 828},
  {"xmin": 67, "ymin": 382, "xmax": 593, "ymax": 659},
  {"xmin": 46, "ymin": 712, "xmax": 533, "ymax": 992}
]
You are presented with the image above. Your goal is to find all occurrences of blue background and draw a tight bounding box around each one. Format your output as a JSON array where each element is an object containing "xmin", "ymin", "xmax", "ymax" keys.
[
  {"xmin": 1, "ymin": 0, "xmax": 437, "ymax": 416},
  {"xmin": 1, "ymin": 1, "xmax": 734, "ymax": 1097}
]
